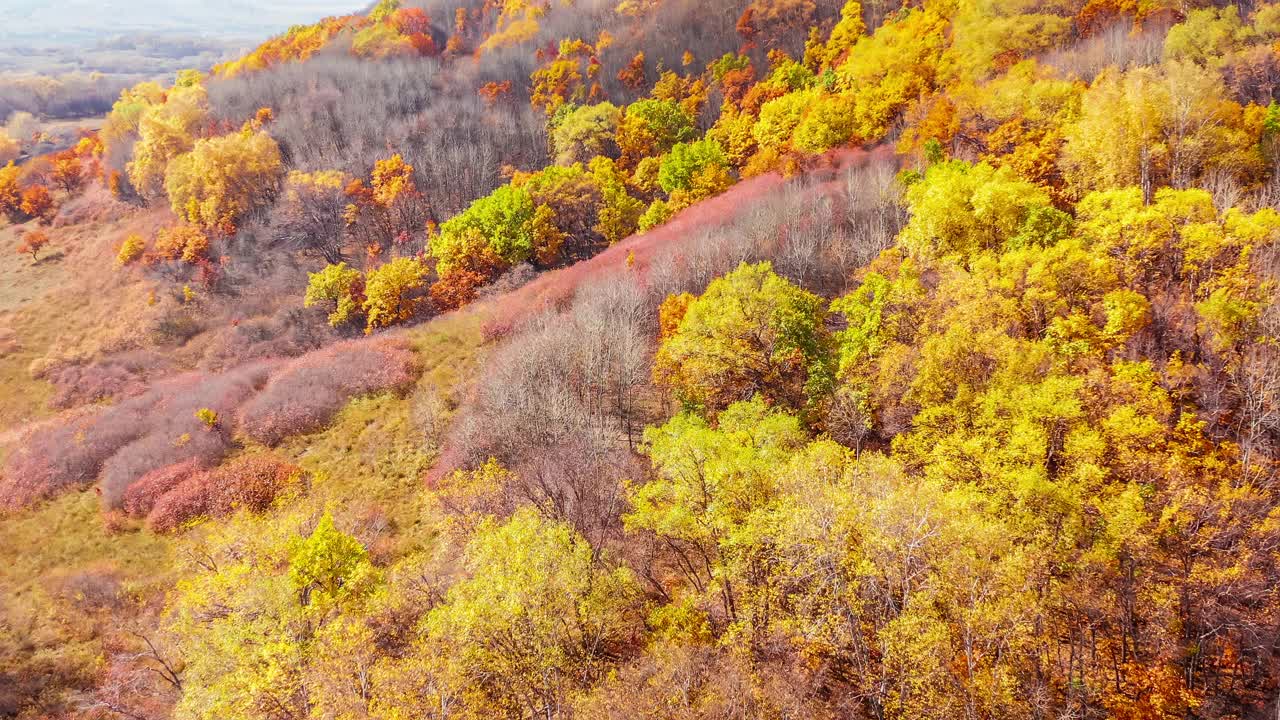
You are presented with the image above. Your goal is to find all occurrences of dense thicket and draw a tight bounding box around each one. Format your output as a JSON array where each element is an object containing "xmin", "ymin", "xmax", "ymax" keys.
[{"xmin": 6, "ymin": 0, "xmax": 1280, "ymax": 718}]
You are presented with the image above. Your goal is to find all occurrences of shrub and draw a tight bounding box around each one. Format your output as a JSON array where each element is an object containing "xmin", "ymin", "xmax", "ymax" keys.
[
  {"xmin": 98, "ymin": 424, "xmax": 233, "ymax": 509},
  {"xmin": 116, "ymin": 234, "xmax": 145, "ymax": 265},
  {"xmin": 145, "ymin": 455, "xmax": 303, "ymax": 532},
  {"xmin": 1, "ymin": 361, "xmax": 277, "ymax": 511},
  {"xmin": 151, "ymin": 223, "xmax": 209, "ymax": 263},
  {"xmin": 1, "ymin": 407, "xmax": 148, "ymax": 509},
  {"xmin": 121, "ymin": 459, "xmax": 205, "ymax": 518},
  {"xmin": 238, "ymin": 338, "xmax": 421, "ymax": 445},
  {"xmin": 46, "ymin": 359, "xmax": 153, "ymax": 410},
  {"xmin": 97, "ymin": 363, "xmax": 276, "ymax": 508}
]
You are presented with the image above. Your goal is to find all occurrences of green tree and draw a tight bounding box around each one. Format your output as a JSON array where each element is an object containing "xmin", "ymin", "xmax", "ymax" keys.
[
  {"xmin": 658, "ymin": 139, "xmax": 729, "ymax": 194},
  {"xmin": 432, "ymin": 184, "xmax": 536, "ymax": 275},
  {"xmin": 425, "ymin": 509, "xmax": 639, "ymax": 718},
  {"xmin": 305, "ymin": 262, "xmax": 366, "ymax": 327},
  {"xmin": 654, "ymin": 261, "xmax": 833, "ymax": 415}
]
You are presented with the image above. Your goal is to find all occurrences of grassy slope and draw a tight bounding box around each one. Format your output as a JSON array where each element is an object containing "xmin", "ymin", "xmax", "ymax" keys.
[
  {"xmin": 0, "ymin": 197, "xmax": 164, "ymax": 431},
  {"xmin": 0, "ymin": 302, "xmax": 487, "ymax": 712}
]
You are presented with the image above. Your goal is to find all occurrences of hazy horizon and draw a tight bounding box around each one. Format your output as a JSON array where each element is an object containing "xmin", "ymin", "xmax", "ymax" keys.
[{"xmin": 0, "ymin": 1, "xmax": 362, "ymax": 45}]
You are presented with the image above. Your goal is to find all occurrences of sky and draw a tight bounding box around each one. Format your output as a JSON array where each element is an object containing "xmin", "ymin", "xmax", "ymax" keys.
[{"xmin": 0, "ymin": 1, "xmax": 361, "ymax": 44}]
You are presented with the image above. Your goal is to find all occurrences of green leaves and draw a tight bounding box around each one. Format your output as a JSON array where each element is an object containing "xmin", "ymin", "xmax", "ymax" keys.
[
  {"xmin": 653, "ymin": 261, "xmax": 834, "ymax": 416},
  {"xmin": 304, "ymin": 261, "xmax": 365, "ymax": 327},
  {"xmin": 658, "ymin": 138, "xmax": 728, "ymax": 194},
  {"xmin": 432, "ymin": 184, "xmax": 536, "ymax": 275},
  {"xmin": 289, "ymin": 512, "xmax": 379, "ymax": 607}
]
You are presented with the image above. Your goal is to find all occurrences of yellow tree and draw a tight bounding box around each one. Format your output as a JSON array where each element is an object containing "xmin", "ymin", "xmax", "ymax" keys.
[
  {"xmin": 363, "ymin": 256, "xmax": 428, "ymax": 331},
  {"xmin": 166, "ymin": 510, "xmax": 382, "ymax": 720},
  {"xmin": 0, "ymin": 129, "xmax": 18, "ymax": 165},
  {"xmin": 1061, "ymin": 63, "xmax": 1262, "ymax": 200},
  {"xmin": 0, "ymin": 161, "xmax": 19, "ymax": 218},
  {"xmin": 898, "ymin": 160, "xmax": 1057, "ymax": 260},
  {"xmin": 165, "ymin": 129, "xmax": 283, "ymax": 231},
  {"xmin": 424, "ymin": 509, "xmax": 639, "ymax": 718},
  {"xmin": 127, "ymin": 81, "xmax": 208, "ymax": 199}
]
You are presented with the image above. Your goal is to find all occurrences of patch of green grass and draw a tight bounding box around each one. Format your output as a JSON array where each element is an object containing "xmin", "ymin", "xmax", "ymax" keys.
[
  {"xmin": 0, "ymin": 491, "xmax": 174, "ymax": 598},
  {"xmin": 277, "ymin": 310, "xmax": 487, "ymax": 551}
]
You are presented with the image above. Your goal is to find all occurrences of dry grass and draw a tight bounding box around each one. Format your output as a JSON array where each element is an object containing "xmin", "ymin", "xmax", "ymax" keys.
[
  {"xmin": 273, "ymin": 310, "xmax": 486, "ymax": 550},
  {"xmin": 0, "ymin": 201, "xmax": 168, "ymax": 431}
]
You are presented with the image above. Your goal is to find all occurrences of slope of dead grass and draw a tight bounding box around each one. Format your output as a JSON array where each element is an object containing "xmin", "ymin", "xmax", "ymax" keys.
[{"xmin": 0, "ymin": 200, "xmax": 167, "ymax": 431}]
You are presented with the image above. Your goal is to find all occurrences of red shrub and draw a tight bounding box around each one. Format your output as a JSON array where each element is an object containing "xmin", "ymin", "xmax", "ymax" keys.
[
  {"xmin": 121, "ymin": 459, "xmax": 205, "ymax": 518},
  {"xmin": 238, "ymin": 338, "xmax": 421, "ymax": 445},
  {"xmin": 98, "ymin": 362, "xmax": 277, "ymax": 508},
  {"xmin": 145, "ymin": 477, "xmax": 211, "ymax": 533},
  {"xmin": 145, "ymin": 454, "xmax": 303, "ymax": 532}
]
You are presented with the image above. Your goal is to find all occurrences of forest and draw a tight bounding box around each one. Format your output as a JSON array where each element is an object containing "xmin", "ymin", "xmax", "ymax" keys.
[{"xmin": 2, "ymin": 0, "xmax": 1280, "ymax": 718}]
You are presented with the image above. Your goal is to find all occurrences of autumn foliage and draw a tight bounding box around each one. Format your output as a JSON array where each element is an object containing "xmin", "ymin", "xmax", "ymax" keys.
[
  {"xmin": 11, "ymin": 0, "xmax": 1280, "ymax": 719},
  {"xmin": 142, "ymin": 455, "xmax": 304, "ymax": 532},
  {"xmin": 237, "ymin": 338, "xmax": 420, "ymax": 445}
]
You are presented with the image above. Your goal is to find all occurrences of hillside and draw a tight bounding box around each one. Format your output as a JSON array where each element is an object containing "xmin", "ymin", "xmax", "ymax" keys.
[{"xmin": 3, "ymin": 0, "xmax": 1280, "ymax": 718}]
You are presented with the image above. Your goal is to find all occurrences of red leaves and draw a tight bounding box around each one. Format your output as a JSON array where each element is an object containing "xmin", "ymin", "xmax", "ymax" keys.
[
  {"xmin": 479, "ymin": 80, "xmax": 513, "ymax": 107},
  {"xmin": 142, "ymin": 455, "xmax": 304, "ymax": 533}
]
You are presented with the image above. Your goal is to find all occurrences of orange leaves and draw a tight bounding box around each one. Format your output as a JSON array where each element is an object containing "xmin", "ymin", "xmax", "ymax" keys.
[
  {"xmin": 249, "ymin": 107, "xmax": 275, "ymax": 131},
  {"xmin": 16, "ymin": 228, "xmax": 49, "ymax": 262},
  {"xmin": 1101, "ymin": 662, "xmax": 1201, "ymax": 720},
  {"xmin": 430, "ymin": 265, "xmax": 492, "ymax": 310},
  {"xmin": 658, "ymin": 292, "xmax": 694, "ymax": 339},
  {"xmin": 152, "ymin": 223, "xmax": 210, "ymax": 264},
  {"xmin": 1074, "ymin": 0, "xmax": 1140, "ymax": 38},
  {"xmin": 50, "ymin": 151, "xmax": 84, "ymax": 193},
  {"xmin": 479, "ymin": 81, "xmax": 513, "ymax": 107},
  {"xmin": 739, "ymin": 0, "xmax": 817, "ymax": 49},
  {"xmin": 617, "ymin": 53, "xmax": 647, "ymax": 91},
  {"xmin": 391, "ymin": 6, "xmax": 431, "ymax": 36},
  {"xmin": 19, "ymin": 185, "xmax": 53, "ymax": 223},
  {"xmin": 214, "ymin": 16, "xmax": 353, "ymax": 76}
]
